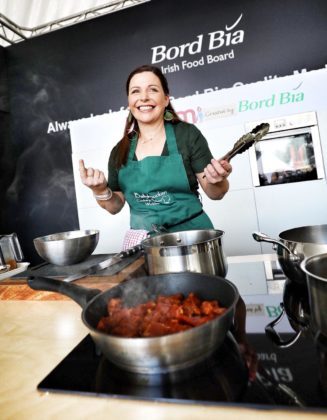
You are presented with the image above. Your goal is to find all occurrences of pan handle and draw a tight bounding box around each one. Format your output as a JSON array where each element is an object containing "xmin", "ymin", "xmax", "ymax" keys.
[
  {"xmin": 265, "ymin": 302, "xmax": 302, "ymax": 348},
  {"xmin": 252, "ymin": 231, "xmax": 299, "ymax": 261},
  {"xmin": 27, "ymin": 276, "xmax": 101, "ymax": 308},
  {"xmin": 118, "ymin": 243, "xmax": 143, "ymax": 258}
]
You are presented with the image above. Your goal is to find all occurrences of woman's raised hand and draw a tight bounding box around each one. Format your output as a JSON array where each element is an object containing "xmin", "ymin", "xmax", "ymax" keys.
[
  {"xmin": 203, "ymin": 159, "xmax": 232, "ymax": 184},
  {"xmin": 79, "ymin": 159, "xmax": 108, "ymax": 193}
]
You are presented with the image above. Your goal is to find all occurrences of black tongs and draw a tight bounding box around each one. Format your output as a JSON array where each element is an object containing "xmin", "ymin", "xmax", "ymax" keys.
[
  {"xmin": 203, "ymin": 122, "xmax": 270, "ymax": 178},
  {"xmin": 221, "ymin": 123, "xmax": 270, "ymax": 162}
]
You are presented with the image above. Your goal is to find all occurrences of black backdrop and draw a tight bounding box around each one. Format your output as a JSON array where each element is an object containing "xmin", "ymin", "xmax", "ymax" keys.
[
  {"xmin": 0, "ymin": 46, "xmax": 13, "ymax": 232},
  {"xmin": 1, "ymin": 0, "xmax": 327, "ymax": 264}
]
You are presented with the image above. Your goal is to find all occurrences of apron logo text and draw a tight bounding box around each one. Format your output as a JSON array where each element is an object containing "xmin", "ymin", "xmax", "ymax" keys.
[{"xmin": 134, "ymin": 191, "xmax": 172, "ymax": 206}]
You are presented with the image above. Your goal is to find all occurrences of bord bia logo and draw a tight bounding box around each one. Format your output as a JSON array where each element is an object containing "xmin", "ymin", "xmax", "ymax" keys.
[
  {"xmin": 151, "ymin": 14, "xmax": 244, "ymax": 70},
  {"xmin": 238, "ymin": 91, "xmax": 305, "ymax": 112}
]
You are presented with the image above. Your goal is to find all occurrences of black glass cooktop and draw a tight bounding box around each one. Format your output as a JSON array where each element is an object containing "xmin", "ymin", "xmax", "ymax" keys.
[{"xmin": 38, "ymin": 332, "xmax": 327, "ymax": 411}]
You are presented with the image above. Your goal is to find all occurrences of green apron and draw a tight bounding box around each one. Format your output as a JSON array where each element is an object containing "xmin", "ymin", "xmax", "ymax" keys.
[{"xmin": 118, "ymin": 123, "xmax": 213, "ymax": 232}]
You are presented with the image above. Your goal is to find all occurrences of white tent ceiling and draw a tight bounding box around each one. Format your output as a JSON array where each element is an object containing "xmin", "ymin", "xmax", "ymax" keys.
[{"xmin": 0, "ymin": 0, "xmax": 149, "ymax": 47}]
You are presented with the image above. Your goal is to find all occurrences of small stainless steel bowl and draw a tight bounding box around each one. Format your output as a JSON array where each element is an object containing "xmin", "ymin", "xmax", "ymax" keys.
[{"xmin": 33, "ymin": 230, "xmax": 99, "ymax": 266}]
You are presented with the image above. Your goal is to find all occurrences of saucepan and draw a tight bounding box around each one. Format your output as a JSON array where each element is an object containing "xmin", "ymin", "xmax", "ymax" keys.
[
  {"xmin": 301, "ymin": 253, "xmax": 327, "ymax": 399},
  {"xmin": 253, "ymin": 224, "xmax": 327, "ymax": 347},
  {"xmin": 141, "ymin": 229, "xmax": 227, "ymax": 277},
  {"xmin": 253, "ymin": 225, "xmax": 327, "ymax": 284},
  {"xmin": 28, "ymin": 272, "xmax": 239, "ymax": 374},
  {"xmin": 300, "ymin": 252, "xmax": 327, "ymax": 343}
]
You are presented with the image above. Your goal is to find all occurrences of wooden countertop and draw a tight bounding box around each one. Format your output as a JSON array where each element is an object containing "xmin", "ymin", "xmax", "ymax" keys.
[
  {"xmin": 0, "ymin": 256, "xmax": 147, "ymax": 300},
  {"xmin": 0, "ymin": 256, "xmax": 326, "ymax": 419}
]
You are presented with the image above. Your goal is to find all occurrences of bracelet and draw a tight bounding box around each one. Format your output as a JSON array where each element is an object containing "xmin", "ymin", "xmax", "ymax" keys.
[{"xmin": 93, "ymin": 188, "xmax": 113, "ymax": 201}]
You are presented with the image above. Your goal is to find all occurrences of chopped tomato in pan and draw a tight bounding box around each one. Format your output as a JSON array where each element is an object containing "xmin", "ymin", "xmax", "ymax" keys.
[{"xmin": 97, "ymin": 292, "xmax": 227, "ymax": 338}]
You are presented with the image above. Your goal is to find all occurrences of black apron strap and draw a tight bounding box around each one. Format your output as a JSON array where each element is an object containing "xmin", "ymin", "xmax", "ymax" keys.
[{"xmin": 149, "ymin": 210, "xmax": 204, "ymax": 235}]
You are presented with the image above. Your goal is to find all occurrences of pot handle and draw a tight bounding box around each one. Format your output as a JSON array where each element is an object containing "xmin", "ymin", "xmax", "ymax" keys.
[
  {"xmin": 27, "ymin": 276, "xmax": 101, "ymax": 308},
  {"xmin": 252, "ymin": 231, "xmax": 299, "ymax": 261},
  {"xmin": 118, "ymin": 243, "xmax": 143, "ymax": 258},
  {"xmin": 265, "ymin": 302, "xmax": 302, "ymax": 348}
]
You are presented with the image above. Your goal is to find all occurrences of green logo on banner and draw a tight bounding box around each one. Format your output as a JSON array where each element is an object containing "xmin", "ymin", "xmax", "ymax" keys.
[{"xmin": 238, "ymin": 91, "xmax": 304, "ymax": 112}]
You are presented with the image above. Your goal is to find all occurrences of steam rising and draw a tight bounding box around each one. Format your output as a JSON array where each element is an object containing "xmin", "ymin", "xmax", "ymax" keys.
[{"xmin": 117, "ymin": 275, "xmax": 169, "ymax": 307}]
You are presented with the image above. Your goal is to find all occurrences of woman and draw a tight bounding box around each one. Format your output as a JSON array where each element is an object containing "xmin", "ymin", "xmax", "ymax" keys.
[
  {"xmin": 79, "ymin": 64, "xmax": 232, "ymax": 249},
  {"xmin": 79, "ymin": 66, "xmax": 257, "ymax": 378}
]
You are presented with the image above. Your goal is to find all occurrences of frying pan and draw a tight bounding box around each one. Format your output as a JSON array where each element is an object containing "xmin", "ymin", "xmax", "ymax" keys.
[{"xmin": 28, "ymin": 273, "xmax": 239, "ymax": 374}]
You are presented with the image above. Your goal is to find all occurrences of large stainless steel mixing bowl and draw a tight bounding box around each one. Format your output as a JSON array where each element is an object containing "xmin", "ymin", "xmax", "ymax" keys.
[{"xmin": 33, "ymin": 230, "xmax": 99, "ymax": 266}]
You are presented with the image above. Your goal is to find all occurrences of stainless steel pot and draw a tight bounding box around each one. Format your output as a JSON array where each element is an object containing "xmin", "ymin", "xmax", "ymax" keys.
[
  {"xmin": 301, "ymin": 254, "xmax": 327, "ymax": 399},
  {"xmin": 253, "ymin": 225, "xmax": 327, "ymax": 284},
  {"xmin": 300, "ymin": 252, "xmax": 327, "ymax": 341},
  {"xmin": 27, "ymin": 272, "xmax": 239, "ymax": 374},
  {"xmin": 141, "ymin": 229, "xmax": 227, "ymax": 277}
]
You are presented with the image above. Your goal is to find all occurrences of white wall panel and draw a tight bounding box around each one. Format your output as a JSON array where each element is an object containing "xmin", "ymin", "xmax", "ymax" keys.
[
  {"xmin": 203, "ymin": 189, "xmax": 262, "ymax": 256},
  {"xmin": 254, "ymin": 180, "xmax": 327, "ymax": 253},
  {"xmin": 77, "ymin": 206, "xmax": 130, "ymax": 253}
]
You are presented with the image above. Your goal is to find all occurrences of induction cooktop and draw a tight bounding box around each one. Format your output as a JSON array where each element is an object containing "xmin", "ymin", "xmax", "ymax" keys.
[{"xmin": 38, "ymin": 332, "xmax": 327, "ymax": 411}]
